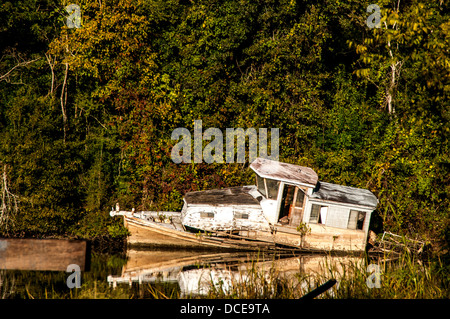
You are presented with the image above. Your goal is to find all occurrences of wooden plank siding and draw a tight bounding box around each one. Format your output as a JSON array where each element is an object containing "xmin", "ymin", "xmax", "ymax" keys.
[{"xmin": 274, "ymin": 224, "xmax": 366, "ymax": 251}]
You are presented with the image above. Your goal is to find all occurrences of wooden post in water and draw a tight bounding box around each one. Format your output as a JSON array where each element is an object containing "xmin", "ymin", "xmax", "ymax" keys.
[{"xmin": 0, "ymin": 238, "xmax": 88, "ymax": 271}]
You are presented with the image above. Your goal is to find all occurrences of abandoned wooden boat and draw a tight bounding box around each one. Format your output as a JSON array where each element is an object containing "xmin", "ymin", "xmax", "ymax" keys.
[{"xmin": 110, "ymin": 157, "xmax": 378, "ymax": 252}]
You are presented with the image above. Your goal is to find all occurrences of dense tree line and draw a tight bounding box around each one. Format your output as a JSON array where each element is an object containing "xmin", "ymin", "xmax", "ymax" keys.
[{"xmin": 0, "ymin": 0, "xmax": 448, "ymax": 251}]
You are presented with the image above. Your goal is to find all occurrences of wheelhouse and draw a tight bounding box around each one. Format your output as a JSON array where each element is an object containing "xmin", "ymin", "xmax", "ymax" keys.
[
  {"xmin": 250, "ymin": 158, "xmax": 378, "ymax": 238},
  {"xmin": 250, "ymin": 157, "xmax": 318, "ymax": 226}
]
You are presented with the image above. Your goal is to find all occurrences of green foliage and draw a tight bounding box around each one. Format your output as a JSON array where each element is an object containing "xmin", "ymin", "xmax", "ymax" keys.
[
  {"xmin": 296, "ymin": 222, "xmax": 311, "ymax": 237},
  {"xmin": 0, "ymin": 0, "xmax": 448, "ymax": 251}
]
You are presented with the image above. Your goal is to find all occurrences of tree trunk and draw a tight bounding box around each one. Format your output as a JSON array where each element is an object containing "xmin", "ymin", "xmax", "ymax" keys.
[
  {"xmin": 60, "ymin": 62, "xmax": 69, "ymax": 142},
  {"xmin": 0, "ymin": 165, "xmax": 19, "ymax": 231},
  {"xmin": 45, "ymin": 53, "xmax": 56, "ymax": 96}
]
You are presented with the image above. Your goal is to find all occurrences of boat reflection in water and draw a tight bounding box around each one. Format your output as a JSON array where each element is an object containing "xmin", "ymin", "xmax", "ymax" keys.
[{"xmin": 107, "ymin": 249, "xmax": 365, "ymax": 297}]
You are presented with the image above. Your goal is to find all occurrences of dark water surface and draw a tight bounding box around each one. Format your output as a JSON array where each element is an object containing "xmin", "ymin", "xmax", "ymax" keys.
[{"xmin": 1, "ymin": 248, "xmax": 366, "ymax": 299}]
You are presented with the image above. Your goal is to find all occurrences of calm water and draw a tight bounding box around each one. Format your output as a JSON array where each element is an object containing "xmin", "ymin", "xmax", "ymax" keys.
[{"xmin": 0, "ymin": 248, "xmax": 368, "ymax": 299}]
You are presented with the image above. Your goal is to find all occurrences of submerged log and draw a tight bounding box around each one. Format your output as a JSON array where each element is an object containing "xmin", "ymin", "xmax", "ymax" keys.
[{"xmin": 300, "ymin": 279, "xmax": 337, "ymax": 299}]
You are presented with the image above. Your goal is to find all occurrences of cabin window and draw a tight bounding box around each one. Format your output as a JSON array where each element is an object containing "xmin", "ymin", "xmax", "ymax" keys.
[
  {"xmin": 265, "ymin": 178, "xmax": 280, "ymax": 200},
  {"xmin": 235, "ymin": 212, "xmax": 249, "ymax": 219},
  {"xmin": 309, "ymin": 204, "xmax": 327, "ymax": 224},
  {"xmin": 256, "ymin": 175, "xmax": 266, "ymax": 197},
  {"xmin": 309, "ymin": 204, "xmax": 320, "ymax": 223},
  {"xmin": 348, "ymin": 210, "xmax": 366, "ymax": 230},
  {"xmin": 200, "ymin": 212, "xmax": 214, "ymax": 218}
]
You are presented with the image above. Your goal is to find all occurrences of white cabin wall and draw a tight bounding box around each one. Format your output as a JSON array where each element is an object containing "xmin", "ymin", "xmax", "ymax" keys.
[
  {"xmin": 303, "ymin": 199, "xmax": 374, "ymax": 239},
  {"xmin": 325, "ymin": 206, "xmax": 350, "ymax": 229},
  {"xmin": 182, "ymin": 205, "xmax": 270, "ymax": 232},
  {"xmin": 273, "ymin": 182, "xmax": 285, "ymax": 223},
  {"xmin": 234, "ymin": 208, "xmax": 271, "ymax": 231},
  {"xmin": 181, "ymin": 200, "xmax": 188, "ymax": 218},
  {"xmin": 259, "ymin": 199, "xmax": 278, "ymax": 224},
  {"xmin": 182, "ymin": 206, "xmax": 232, "ymax": 231},
  {"xmin": 303, "ymin": 199, "xmax": 312, "ymax": 224}
]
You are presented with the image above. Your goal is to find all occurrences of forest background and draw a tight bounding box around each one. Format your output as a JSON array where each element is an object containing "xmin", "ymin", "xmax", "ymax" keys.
[{"xmin": 0, "ymin": 0, "xmax": 448, "ymax": 255}]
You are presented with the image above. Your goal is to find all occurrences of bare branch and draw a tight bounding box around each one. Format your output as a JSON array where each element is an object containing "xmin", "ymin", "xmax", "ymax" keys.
[
  {"xmin": 0, "ymin": 58, "xmax": 40, "ymax": 82},
  {"xmin": 61, "ymin": 62, "xmax": 69, "ymax": 142},
  {"xmin": 44, "ymin": 53, "xmax": 57, "ymax": 95}
]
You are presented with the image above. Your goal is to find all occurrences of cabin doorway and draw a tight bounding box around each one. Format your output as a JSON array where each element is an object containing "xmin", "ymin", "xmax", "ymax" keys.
[{"xmin": 278, "ymin": 185, "xmax": 305, "ymax": 226}]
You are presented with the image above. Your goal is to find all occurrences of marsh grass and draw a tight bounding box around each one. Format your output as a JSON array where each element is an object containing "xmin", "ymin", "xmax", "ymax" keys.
[
  {"xmin": 0, "ymin": 269, "xmax": 15, "ymax": 299},
  {"xmin": 202, "ymin": 252, "xmax": 449, "ymax": 299},
  {"xmin": 318, "ymin": 252, "xmax": 448, "ymax": 298},
  {"xmin": 146, "ymin": 282, "xmax": 181, "ymax": 299},
  {"xmin": 201, "ymin": 254, "xmax": 312, "ymax": 299}
]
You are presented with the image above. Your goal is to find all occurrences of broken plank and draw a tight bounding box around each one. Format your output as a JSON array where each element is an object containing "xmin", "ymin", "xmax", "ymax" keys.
[{"xmin": 0, "ymin": 238, "xmax": 88, "ymax": 271}]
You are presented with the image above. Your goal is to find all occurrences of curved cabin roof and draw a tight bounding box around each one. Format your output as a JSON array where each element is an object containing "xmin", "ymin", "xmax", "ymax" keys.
[
  {"xmin": 310, "ymin": 181, "xmax": 378, "ymax": 210},
  {"xmin": 250, "ymin": 157, "xmax": 318, "ymax": 188}
]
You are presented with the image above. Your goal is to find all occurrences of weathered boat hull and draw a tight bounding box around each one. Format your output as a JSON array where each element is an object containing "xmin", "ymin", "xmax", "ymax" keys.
[
  {"xmin": 124, "ymin": 216, "xmax": 201, "ymax": 248},
  {"xmin": 118, "ymin": 212, "xmax": 366, "ymax": 253},
  {"xmin": 273, "ymin": 223, "xmax": 366, "ymax": 252},
  {"xmin": 123, "ymin": 215, "xmax": 279, "ymax": 251}
]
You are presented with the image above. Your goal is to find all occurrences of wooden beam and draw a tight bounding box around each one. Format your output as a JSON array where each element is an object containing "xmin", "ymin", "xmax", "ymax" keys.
[{"xmin": 0, "ymin": 238, "xmax": 88, "ymax": 271}]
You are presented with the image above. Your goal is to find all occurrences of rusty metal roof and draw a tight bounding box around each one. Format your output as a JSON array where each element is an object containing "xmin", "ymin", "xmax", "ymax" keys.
[
  {"xmin": 250, "ymin": 158, "xmax": 318, "ymax": 188},
  {"xmin": 184, "ymin": 186, "xmax": 261, "ymax": 206},
  {"xmin": 310, "ymin": 181, "xmax": 378, "ymax": 209}
]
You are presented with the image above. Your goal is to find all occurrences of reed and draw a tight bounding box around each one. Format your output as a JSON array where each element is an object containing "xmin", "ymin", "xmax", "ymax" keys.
[
  {"xmin": 0, "ymin": 269, "xmax": 16, "ymax": 299},
  {"xmin": 199, "ymin": 254, "xmax": 311, "ymax": 299},
  {"xmin": 332, "ymin": 252, "xmax": 448, "ymax": 298},
  {"xmin": 146, "ymin": 282, "xmax": 180, "ymax": 299},
  {"xmin": 200, "ymin": 252, "xmax": 449, "ymax": 299}
]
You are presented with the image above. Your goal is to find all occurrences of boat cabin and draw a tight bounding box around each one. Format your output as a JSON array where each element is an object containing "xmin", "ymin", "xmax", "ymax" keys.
[
  {"xmin": 180, "ymin": 157, "xmax": 378, "ymax": 251},
  {"xmin": 249, "ymin": 158, "xmax": 378, "ymax": 240}
]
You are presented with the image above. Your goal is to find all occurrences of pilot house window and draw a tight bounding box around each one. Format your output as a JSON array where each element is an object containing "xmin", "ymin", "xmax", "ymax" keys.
[
  {"xmin": 256, "ymin": 175, "xmax": 279, "ymax": 200},
  {"xmin": 256, "ymin": 175, "xmax": 266, "ymax": 197},
  {"xmin": 265, "ymin": 179, "xmax": 280, "ymax": 199}
]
